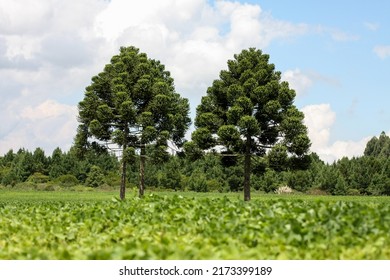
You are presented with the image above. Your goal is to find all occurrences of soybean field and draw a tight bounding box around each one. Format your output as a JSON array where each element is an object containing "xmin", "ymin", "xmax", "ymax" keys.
[{"xmin": 1, "ymin": 191, "xmax": 390, "ymax": 259}]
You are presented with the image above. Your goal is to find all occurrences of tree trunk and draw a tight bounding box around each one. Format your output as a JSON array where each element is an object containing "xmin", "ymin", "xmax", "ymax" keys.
[
  {"xmin": 120, "ymin": 144, "xmax": 127, "ymax": 200},
  {"xmin": 139, "ymin": 145, "xmax": 146, "ymax": 197},
  {"xmin": 120, "ymin": 124, "xmax": 129, "ymax": 200},
  {"xmin": 120, "ymin": 158, "xmax": 127, "ymax": 200},
  {"xmin": 243, "ymin": 136, "xmax": 251, "ymax": 201}
]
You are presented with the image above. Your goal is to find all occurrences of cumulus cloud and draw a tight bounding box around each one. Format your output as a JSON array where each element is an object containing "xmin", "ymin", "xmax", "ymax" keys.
[
  {"xmin": 97, "ymin": 0, "xmax": 308, "ymax": 94},
  {"xmin": 282, "ymin": 69, "xmax": 341, "ymax": 97},
  {"xmin": 302, "ymin": 104, "xmax": 370, "ymax": 163},
  {"xmin": 282, "ymin": 69, "xmax": 313, "ymax": 96},
  {"xmin": 373, "ymin": 45, "xmax": 390, "ymax": 59},
  {"xmin": 0, "ymin": 100, "xmax": 77, "ymax": 154},
  {"xmin": 302, "ymin": 104, "xmax": 336, "ymax": 150},
  {"xmin": 0, "ymin": 0, "xmax": 324, "ymax": 155}
]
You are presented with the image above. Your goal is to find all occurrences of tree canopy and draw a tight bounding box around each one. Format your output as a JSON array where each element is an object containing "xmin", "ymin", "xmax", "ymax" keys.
[
  {"xmin": 190, "ymin": 48, "xmax": 311, "ymax": 200},
  {"xmin": 364, "ymin": 131, "xmax": 390, "ymax": 157},
  {"xmin": 76, "ymin": 46, "xmax": 191, "ymax": 199}
]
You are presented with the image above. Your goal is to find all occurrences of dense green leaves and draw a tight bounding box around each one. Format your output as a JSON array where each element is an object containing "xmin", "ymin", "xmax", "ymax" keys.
[
  {"xmin": 192, "ymin": 48, "xmax": 310, "ymax": 200},
  {"xmin": 1, "ymin": 193, "xmax": 390, "ymax": 259},
  {"xmin": 0, "ymin": 147, "xmax": 119, "ymax": 188},
  {"xmin": 364, "ymin": 131, "xmax": 390, "ymax": 157},
  {"xmin": 77, "ymin": 46, "xmax": 190, "ymax": 150},
  {"xmin": 76, "ymin": 46, "xmax": 190, "ymax": 198}
]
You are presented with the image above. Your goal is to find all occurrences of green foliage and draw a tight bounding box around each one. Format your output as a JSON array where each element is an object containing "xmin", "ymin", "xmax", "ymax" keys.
[
  {"xmin": 27, "ymin": 172, "xmax": 50, "ymax": 184},
  {"xmin": 85, "ymin": 166, "xmax": 105, "ymax": 188},
  {"xmin": 187, "ymin": 169, "xmax": 208, "ymax": 192},
  {"xmin": 334, "ymin": 174, "xmax": 348, "ymax": 196},
  {"xmin": 76, "ymin": 45, "xmax": 191, "ymax": 152},
  {"xmin": 183, "ymin": 141, "xmax": 203, "ymax": 162},
  {"xmin": 54, "ymin": 174, "xmax": 79, "ymax": 188},
  {"xmin": 192, "ymin": 48, "xmax": 310, "ymax": 200},
  {"xmin": 258, "ymin": 168, "xmax": 281, "ymax": 193},
  {"xmin": 1, "ymin": 193, "xmax": 390, "ymax": 259},
  {"xmin": 157, "ymin": 158, "xmax": 182, "ymax": 191},
  {"xmin": 364, "ymin": 131, "xmax": 390, "ymax": 157},
  {"xmin": 76, "ymin": 46, "xmax": 190, "ymax": 197},
  {"xmin": 287, "ymin": 170, "xmax": 312, "ymax": 192}
]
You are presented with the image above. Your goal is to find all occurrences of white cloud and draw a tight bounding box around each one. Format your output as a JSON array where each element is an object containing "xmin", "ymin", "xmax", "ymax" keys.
[
  {"xmin": 282, "ymin": 69, "xmax": 341, "ymax": 97},
  {"xmin": 302, "ymin": 104, "xmax": 369, "ymax": 163},
  {"xmin": 282, "ymin": 69, "xmax": 313, "ymax": 96},
  {"xmin": 0, "ymin": 100, "xmax": 77, "ymax": 155},
  {"xmin": 373, "ymin": 45, "xmax": 390, "ymax": 59},
  {"xmin": 0, "ymin": 1, "xmax": 52, "ymax": 35},
  {"xmin": 97, "ymin": 0, "xmax": 309, "ymax": 92},
  {"xmin": 0, "ymin": 0, "xmax": 312, "ymax": 155},
  {"xmin": 302, "ymin": 104, "xmax": 336, "ymax": 151},
  {"xmin": 21, "ymin": 100, "xmax": 76, "ymax": 121}
]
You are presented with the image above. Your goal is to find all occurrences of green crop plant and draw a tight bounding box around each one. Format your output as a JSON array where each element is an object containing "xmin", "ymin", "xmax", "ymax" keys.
[{"xmin": 0, "ymin": 192, "xmax": 389, "ymax": 259}]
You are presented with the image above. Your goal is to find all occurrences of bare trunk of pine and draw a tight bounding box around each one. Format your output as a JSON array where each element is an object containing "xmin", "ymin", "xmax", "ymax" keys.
[
  {"xmin": 120, "ymin": 124, "xmax": 128, "ymax": 200},
  {"xmin": 243, "ymin": 136, "xmax": 251, "ymax": 201},
  {"xmin": 120, "ymin": 144, "xmax": 127, "ymax": 200},
  {"xmin": 120, "ymin": 159, "xmax": 127, "ymax": 200},
  {"xmin": 139, "ymin": 145, "xmax": 145, "ymax": 197}
]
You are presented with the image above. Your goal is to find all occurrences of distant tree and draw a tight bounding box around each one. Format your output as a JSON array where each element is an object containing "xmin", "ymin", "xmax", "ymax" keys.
[
  {"xmin": 85, "ymin": 165, "xmax": 104, "ymax": 188},
  {"xmin": 76, "ymin": 46, "xmax": 190, "ymax": 199},
  {"xmin": 260, "ymin": 168, "xmax": 280, "ymax": 193},
  {"xmin": 364, "ymin": 131, "xmax": 390, "ymax": 157},
  {"xmin": 32, "ymin": 147, "xmax": 48, "ymax": 174},
  {"xmin": 157, "ymin": 157, "xmax": 182, "ymax": 191},
  {"xmin": 2, "ymin": 149, "xmax": 15, "ymax": 167},
  {"xmin": 350, "ymin": 156, "xmax": 382, "ymax": 194},
  {"xmin": 14, "ymin": 149, "xmax": 34, "ymax": 182},
  {"xmin": 287, "ymin": 170, "xmax": 312, "ymax": 192},
  {"xmin": 49, "ymin": 147, "xmax": 66, "ymax": 179},
  {"xmin": 318, "ymin": 165, "xmax": 338, "ymax": 194},
  {"xmin": 334, "ymin": 173, "xmax": 348, "ymax": 195},
  {"xmin": 191, "ymin": 48, "xmax": 310, "ymax": 200}
]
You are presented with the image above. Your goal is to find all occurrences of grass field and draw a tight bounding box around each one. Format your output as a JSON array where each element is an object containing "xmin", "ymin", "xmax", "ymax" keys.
[{"xmin": 1, "ymin": 190, "xmax": 390, "ymax": 259}]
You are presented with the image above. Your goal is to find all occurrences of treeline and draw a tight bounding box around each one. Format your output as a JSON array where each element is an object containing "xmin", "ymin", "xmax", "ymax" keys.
[
  {"xmin": 0, "ymin": 147, "xmax": 119, "ymax": 190},
  {"xmin": 0, "ymin": 131, "xmax": 389, "ymax": 195}
]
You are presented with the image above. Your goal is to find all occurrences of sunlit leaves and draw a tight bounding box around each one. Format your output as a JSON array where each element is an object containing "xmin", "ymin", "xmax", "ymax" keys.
[
  {"xmin": 192, "ymin": 48, "xmax": 310, "ymax": 164},
  {"xmin": 238, "ymin": 116, "xmax": 259, "ymax": 137},
  {"xmin": 123, "ymin": 147, "xmax": 136, "ymax": 163},
  {"xmin": 217, "ymin": 125, "xmax": 241, "ymax": 148},
  {"xmin": 1, "ymin": 194, "xmax": 390, "ymax": 259},
  {"xmin": 195, "ymin": 112, "xmax": 223, "ymax": 133},
  {"xmin": 192, "ymin": 128, "xmax": 215, "ymax": 150}
]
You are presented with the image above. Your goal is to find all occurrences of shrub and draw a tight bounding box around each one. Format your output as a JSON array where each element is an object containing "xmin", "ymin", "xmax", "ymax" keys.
[
  {"xmin": 14, "ymin": 181, "xmax": 37, "ymax": 190},
  {"xmin": 188, "ymin": 171, "xmax": 208, "ymax": 192},
  {"xmin": 104, "ymin": 171, "xmax": 121, "ymax": 187},
  {"xmin": 287, "ymin": 170, "xmax": 312, "ymax": 192},
  {"xmin": 206, "ymin": 179, "xmax": 224, "ymax": 192},
  {"xmin": 306, "ymin": 188, "xmax": 329, "ymax": 196},
  {"xmin": 27, "ymin": 172, "xmax": 50, "ymax": 184},
  {"xmin": 347, "ymin": 188, "xmax": 361, "ymax": 196},
  {"xmin": 85, "ymin": 166, "xmax": 104, "ymax": 188},
  {"xmin": 54, "ymin": 174, "xmax": 79, "ymax": 188}
]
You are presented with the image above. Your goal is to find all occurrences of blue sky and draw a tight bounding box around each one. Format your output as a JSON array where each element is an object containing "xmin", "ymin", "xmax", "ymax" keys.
[
  {"xmin": 0, "ymin": 0, "xmax": 389, "ymax": 162},
  {"xmin": 259, "ymin": 0, "xmax": 390, "ymax": 141}
]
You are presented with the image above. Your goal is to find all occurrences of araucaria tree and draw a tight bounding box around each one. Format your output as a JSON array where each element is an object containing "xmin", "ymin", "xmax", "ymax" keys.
[
  {"xmin": 76, "ymin": 46, "xmax": 191, "ymax": 199},
  {"xmin": 192, "ymin": 48, "xmax": 310, "ymax": 201}
]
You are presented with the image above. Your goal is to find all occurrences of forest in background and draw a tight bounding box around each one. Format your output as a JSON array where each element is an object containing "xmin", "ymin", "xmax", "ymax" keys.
[{"xmin": 0, "ymin": 131, "xmax": 389, "ymax": 196}]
